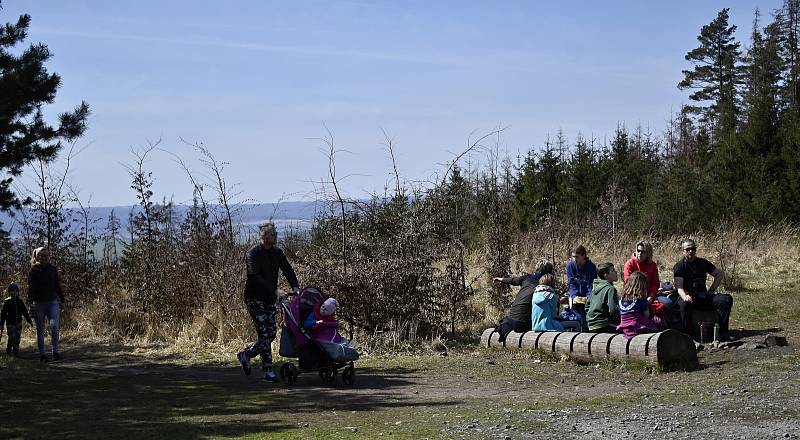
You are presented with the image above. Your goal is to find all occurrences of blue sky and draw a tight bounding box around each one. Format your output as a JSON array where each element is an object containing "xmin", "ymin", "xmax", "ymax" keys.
[{"xmin": 3, "ymin": 1, "xmax": 779, "ymax": 206}]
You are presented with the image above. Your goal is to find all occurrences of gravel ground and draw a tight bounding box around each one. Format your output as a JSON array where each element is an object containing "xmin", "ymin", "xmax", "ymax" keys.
[{"xmin": 437, "ymin": 344, "xmax": 799, "ymax": 440}]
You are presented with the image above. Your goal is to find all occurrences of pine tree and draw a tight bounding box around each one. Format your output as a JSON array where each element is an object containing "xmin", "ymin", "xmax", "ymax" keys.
[
  {"xmin": 743, "ymin": 11, "xmax": 783, "ymax": 153},
  {"xmin": 600, "ymin": 125, "xmax": 659, "ymax": 222},
  {"xmin": 777, "ymin": 0, "xmax": 800, "ymax": 112},
  {"xmin": 512, "ymin": 138, "xmax": 563, "ymax": 230},
  {"xmin": 776, "ymin": 1, "xmax": 800, "ymax": 220},
  {"xmin": 513, "ymin": 152, "xmax": 538, "ymax": 230},
  {"xmin": 103, "ymin": 209, "xmax": 121, "ymax": 264},
  {"xmin": 679, "ymin": 8, "xmax": 743, "ymax": 137},
  {"xmin": 439, "ymin": 164, "xmax": 476, "ymax": 247},
  {"xmin": 732, "ymin": 13, "xmax": 784, "ymax": 221},
  {"xmin": 0, "ymin": 11, "xmax": 90, "ymax": 213},
  {"xmin": 560, "ymin": 135, "xmax": 601, "ymax": 226}
]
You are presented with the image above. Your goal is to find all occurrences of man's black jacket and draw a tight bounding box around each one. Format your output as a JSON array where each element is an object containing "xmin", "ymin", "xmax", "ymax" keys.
[{"xmin": 244, "ymin": 244, "xmax": 299, "ymax": 304}]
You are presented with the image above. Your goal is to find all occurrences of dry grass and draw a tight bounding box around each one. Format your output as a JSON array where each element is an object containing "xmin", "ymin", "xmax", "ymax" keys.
[
  {"xmin": 472, "ymin": 222, "xmax": 799, "ymax": 322},
  {"xmin": 51, "ymin": 222, "xmax": 799, "ymax": 357}
]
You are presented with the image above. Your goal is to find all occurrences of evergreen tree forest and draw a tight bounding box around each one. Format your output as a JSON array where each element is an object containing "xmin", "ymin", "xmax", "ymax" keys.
[{"xmin": 505, "ymin": 4, "xmax": 800, "ymax": 233}]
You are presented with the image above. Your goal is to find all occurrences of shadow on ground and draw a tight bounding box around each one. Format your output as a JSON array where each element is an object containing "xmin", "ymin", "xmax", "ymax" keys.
[
  {"xmin": 0, "ymin": 338, "xmax": 459, "ymax": 439},
  {"xmin": 730, "ymin": 327, "xmax": 783, "ymax": 339}
]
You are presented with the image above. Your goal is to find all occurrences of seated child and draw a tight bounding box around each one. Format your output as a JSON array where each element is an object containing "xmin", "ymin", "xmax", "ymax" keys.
[
  {"xmin": 617, "ymin": 271, "xmax": 659, "ymax": 339},
  {"xmin": 0, "ymin": 283, "xmax": 33, "ymax": 356},
  {"xmin": 303, "ymin": 297, "xmax": 359, "ymax": 362},
  {"xmin": 304, "ymin": 297, "xmax": 341, "ymax": 336},
  {"xmin": 531, "ymin": 275, "xmax": 568, "ymax": 332},
  {"xmin": 586, "ymin": 262, "xmax": 621, "ymax": 333}
]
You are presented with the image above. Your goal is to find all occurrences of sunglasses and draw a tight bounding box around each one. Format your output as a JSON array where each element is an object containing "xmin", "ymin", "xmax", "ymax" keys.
[{"xmin": 683, "ymin": 247, "xmax": 697, "ymax": 252}]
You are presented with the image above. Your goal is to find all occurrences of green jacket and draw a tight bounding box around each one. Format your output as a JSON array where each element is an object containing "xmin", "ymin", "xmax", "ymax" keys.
[{"xmin": 586, "ymin": 279, "xmax": 620, "ymax": 331}]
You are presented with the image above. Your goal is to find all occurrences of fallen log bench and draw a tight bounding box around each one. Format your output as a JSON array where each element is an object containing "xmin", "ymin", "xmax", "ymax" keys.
[{"xmin": 480, "ymin": 328, "xmax": 698, "ymax": 371}]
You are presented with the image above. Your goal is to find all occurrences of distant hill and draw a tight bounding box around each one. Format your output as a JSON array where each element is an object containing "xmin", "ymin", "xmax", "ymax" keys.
[{"xmin": 0, "ymin": 201, "xmax": 322, "ymax": 236}]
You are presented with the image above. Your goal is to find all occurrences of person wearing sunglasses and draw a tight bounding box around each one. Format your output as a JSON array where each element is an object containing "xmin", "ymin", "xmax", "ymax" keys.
[
  {"xmin": 673, "ymin": 239, "xmax": 733, "ymax": 340},
  {"xmin": 623, "ymin": 241, "xmax": 660, "ymax": 302}
]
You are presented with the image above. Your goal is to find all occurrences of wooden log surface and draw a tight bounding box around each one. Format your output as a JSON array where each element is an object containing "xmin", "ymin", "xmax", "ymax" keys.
[
  {"xmin": 589, "ymin": 333, "xmax": 618, "ymax": 359},
  {"xmin": 489, "ymin": 330, "xmax": 503, "ymax": 347},
  {"xmin": 520, "ymin": 331, "xmax": 541, "ymax": 349},
  {"xmin": 482, "ymin": 328, "xmax": 698, "ymax": 370},
  {"xmin": 554, "ymin": 332, "xmax": 580, "ymax": 354},
  {"xmin": 505, "ymin": 331, "xmax": 527, "ymax": 349},
  {"xmin": 608, "ymin": 334, "xmax": 631, "ymax": 359},
  {"xmin": 480, "ymin": 328, "xmax": 495, "ymax": 347},
  {"xmin": 536, "ymin": 332, "xmax": 561, "ymax": 352},
  {"xmin": 653, "ymin": 329, "xmax": 699, "ymax": 369},
  {"xmin": 629, "ymin": 333, "xmax": 656, "ymax": 359},
  {"xmin": 566, "ymin": 333, "xmax": 599, "ymax": 363}
]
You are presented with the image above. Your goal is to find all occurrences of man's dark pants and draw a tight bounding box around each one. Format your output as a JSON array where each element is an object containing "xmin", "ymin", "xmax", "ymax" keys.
[
  {"xmin": 243, "ymin": 298, "xmax": 277, "ymax": 371},
  {"xmin": 677, "ymin": 293, "xmax": 733, "ymax": 337},
  {"xmin": 497, "ymin": 317, "xmax": 530, "ymax": 342}
]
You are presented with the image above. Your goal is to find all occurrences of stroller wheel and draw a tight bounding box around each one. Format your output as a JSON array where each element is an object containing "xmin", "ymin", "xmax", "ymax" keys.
[
  {"xmin": 322, "ymin": 368, "xmax": 336, "ymax": 384},
  {"xmin": 281, "ymin": 363, "xmax": 298, "ymax": 385},
  {"xmin": 342, "ymin": 364, "xmax": 355, "ymax": 386},
  {"xmin": 280, "ymin": 363, "xmax": 291, "ymax": 380}
]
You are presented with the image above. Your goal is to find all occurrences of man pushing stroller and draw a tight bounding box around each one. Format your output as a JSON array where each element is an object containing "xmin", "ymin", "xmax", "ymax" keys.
[{"xmin": 238, "ymin": 222, "xmax": 299, "ymax": 382}]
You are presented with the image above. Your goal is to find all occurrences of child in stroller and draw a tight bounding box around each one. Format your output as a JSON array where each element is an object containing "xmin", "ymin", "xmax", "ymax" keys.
[
  {"xmin": 278, "ymin": 287, "xmax": 359, "ymax": 385},
  {"xmin": 304, "ymin": 297, "xmax": 340, "ymax": 336}
]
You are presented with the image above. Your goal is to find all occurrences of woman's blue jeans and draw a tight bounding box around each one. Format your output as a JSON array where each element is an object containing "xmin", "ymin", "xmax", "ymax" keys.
[{"xmin": 33, "ymin": 301, "xmax": 60, "ymax": 355}]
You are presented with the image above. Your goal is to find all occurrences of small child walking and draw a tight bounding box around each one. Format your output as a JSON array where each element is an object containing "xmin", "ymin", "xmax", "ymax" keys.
[
  {"xmin": 0, "ymin": 283, "xmax": 33, "ymax": 356},
  {"xmin": 617, "ymin": 271, "xmax": 659, "ymax": 339}
]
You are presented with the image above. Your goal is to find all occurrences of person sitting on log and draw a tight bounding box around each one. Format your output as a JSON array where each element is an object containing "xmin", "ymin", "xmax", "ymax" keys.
[
  {"xmin": 617, "ymin": 271, "xmax": 660, "ymax": 339},
  {"xmin": 586, "ymin": 262, "xmax": 621, "ymax": 333},
  {"xmin": 623, "ymin": 241, "xmax": 660, "ymax": 302},
  {"xmin": 531, "ymin": 275, "xmax": 580, "ymax": 332},
  {"xmin": 673, "ymin": 239, "xmax": 733, "ymax": 340},
  {"xmin": 493, "ymin": 259, "xmax": 554, "ymax": 342},
  {"xmin": 566, "ymin": 245, "xmax": 597, "ymax": 331}
]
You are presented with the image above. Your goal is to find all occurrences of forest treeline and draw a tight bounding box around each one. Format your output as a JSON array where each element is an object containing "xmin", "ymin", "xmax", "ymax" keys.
[
  {"xmin": 509, "ymin": 5, "xmax": 800, "ymax": 231},
  {"xmin": 1, "ymin": 3, "xmax": 799, "ymax": 345}
]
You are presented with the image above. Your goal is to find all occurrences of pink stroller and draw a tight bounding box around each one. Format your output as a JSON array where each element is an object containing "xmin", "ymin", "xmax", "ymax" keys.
[{"xmin": 278, "ymin": 287, "xmax": 358, "ymax": 385}]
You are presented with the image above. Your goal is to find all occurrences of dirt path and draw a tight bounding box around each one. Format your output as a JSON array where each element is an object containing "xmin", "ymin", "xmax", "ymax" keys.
[{"xmin": 2, "ymin": 334, "xmax": 798, "ymax": 439}]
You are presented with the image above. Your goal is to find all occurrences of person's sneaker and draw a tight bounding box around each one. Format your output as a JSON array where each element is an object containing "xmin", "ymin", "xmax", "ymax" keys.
[
  {"xmin": 237, "ymin": 351, "xmax": 251, "ymax": 375},
  {"xmin": 263, "ymin": 368, "xmax": 278, "ymax": 382},
  {"xmin": 40, "ymin": 355, "xmax": 49, "ymax": 363},
  {"xmin": 52, "ymin": 352, "xmax": 62, "ymax": 361},
  {"xmin": 12, "ymin": 347, "xmax": 19, "ymax": 357},
  {"xmin": 5, "ymin": 347, "xmax": 11, "ymax": 355}
]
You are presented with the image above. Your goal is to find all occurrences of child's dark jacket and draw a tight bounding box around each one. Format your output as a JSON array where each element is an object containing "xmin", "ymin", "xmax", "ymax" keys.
[{"xmin": 0, "ymin": 297, "xmax": 33, "ymax": 327}]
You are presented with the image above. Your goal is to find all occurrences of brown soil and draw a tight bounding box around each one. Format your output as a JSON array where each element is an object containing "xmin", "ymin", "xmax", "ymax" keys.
[{"xmin": 1, "ymin": 328, "xmax": 795, "ymax": 439}]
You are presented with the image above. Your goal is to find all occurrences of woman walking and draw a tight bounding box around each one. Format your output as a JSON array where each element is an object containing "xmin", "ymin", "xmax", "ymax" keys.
[{"xmin": 28, "ymin": 247, "xmax": 65, "ymax": 362}]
